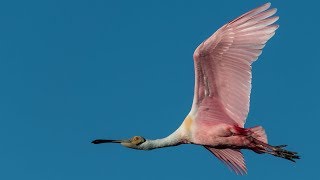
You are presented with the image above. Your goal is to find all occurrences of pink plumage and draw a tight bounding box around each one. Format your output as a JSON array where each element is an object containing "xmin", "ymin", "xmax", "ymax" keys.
[{"xmin": 192, "ymin": 2, "xmax": 278, "ymax": 127}]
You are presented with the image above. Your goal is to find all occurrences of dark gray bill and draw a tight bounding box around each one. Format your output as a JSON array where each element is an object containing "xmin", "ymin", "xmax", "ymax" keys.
[{"xmin": 91, "ymin": 139, "xmax": 123, "ymax": 144}]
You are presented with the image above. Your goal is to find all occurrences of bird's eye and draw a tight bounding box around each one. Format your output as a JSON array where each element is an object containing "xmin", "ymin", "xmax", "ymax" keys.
[{"xmin": 130, "ymin": 136, "xmax": 145, "ymax": 145}]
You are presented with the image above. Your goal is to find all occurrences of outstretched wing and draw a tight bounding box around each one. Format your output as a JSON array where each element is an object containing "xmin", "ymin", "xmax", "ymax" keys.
[{"xmin": 191, "ymin": 3, "xmax": 278, "ymax": 126}]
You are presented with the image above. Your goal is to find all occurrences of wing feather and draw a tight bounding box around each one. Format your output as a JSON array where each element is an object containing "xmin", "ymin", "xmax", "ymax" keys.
[
  {"xmin": 191, "ymin": 3, "xmax": 279, "ymax": 126},
  {"xmin": 204, "ymin": 146, "xmax": 247, "ymax": 175}
]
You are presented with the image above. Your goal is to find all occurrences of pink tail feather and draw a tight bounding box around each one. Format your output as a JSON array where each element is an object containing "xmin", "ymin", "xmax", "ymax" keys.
[{"xmin": 249, "ymin": 126, "xmax": 268, "ymax": 143}]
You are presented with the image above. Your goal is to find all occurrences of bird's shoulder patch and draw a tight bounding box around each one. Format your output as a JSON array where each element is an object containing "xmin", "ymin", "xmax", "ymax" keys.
[{"xmin": 182, "ymin": 115, "xmax": 193, "ymax": 132}]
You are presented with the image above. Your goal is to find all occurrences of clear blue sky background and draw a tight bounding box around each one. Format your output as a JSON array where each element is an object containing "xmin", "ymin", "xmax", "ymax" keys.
[{"xmin": 0, "ymin": 0, "xmax": 318, "ymax": 179}]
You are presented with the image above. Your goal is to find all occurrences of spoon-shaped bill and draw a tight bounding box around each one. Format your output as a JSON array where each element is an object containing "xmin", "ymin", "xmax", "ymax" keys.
[{"xmin": 91, "ymin": 139, "xmax": 130, "ymax": 144}]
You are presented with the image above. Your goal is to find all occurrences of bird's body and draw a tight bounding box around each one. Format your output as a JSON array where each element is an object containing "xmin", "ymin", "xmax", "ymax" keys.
[{"xmin": 92, "ymin": 2, "xmax": 299, "ymax": 175}]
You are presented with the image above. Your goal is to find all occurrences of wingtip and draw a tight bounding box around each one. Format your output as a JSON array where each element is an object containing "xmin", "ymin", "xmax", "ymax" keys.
[
  {"xmin": 269, "ymin": 7, "xmax": 278, "ymax": 15},
  {"xmin": 264, "ymin": 2, "xmax": 272, "ymax": 10}
]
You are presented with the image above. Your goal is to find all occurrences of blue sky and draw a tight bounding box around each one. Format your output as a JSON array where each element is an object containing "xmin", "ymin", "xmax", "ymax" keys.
[{"xmin": 0, "ymin": 0, "xmax": 319, "ymax": 179}]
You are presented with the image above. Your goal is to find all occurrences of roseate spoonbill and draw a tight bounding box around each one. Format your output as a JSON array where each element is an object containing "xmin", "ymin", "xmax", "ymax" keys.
[{"xmin": 92, "ymin": 2, "xmax": 299, "ymax": 174}]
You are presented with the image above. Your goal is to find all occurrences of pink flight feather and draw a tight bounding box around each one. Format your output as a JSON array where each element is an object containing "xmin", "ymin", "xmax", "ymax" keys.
[{"xmin": 191, "ymin": 2, "xmax": 279, "ymax": 127}]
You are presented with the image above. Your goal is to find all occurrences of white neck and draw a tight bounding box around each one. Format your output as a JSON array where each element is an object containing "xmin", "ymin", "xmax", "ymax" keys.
[{"xmin": 138, "ymin": 129, "xmax": 183, "ymax": 150}]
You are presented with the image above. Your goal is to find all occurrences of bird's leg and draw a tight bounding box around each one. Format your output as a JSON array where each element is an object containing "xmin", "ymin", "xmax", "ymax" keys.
[
  {"xmin": 249, "ymin": 137, "xmax": 300, "ymax": 162},
  {"xmin": 232, "ymin": 126, "xmax": 300, "ymax": 162}
]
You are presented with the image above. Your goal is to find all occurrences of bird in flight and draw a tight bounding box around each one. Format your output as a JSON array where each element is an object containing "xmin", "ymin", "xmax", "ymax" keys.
[{"xmin": 92, "ymin": 2, "xmax": 299, "ymax": 174}]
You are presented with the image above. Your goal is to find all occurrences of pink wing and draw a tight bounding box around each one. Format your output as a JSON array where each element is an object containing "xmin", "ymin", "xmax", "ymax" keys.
[
  {"xmin": 191, "ymin": 3, "xmax": 279, "ymax": 126},
  {"xmin": 204, "ymin": 146, "xmax": 247, "ymax": 175}
]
